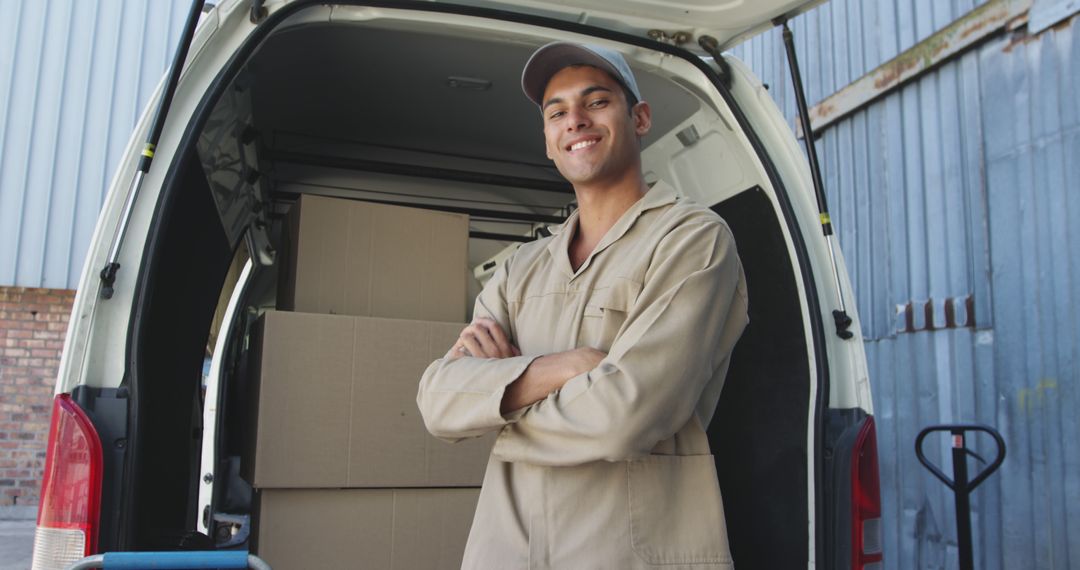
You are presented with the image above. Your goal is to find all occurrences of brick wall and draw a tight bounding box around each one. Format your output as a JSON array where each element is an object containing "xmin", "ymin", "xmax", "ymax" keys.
[{"xmin": 0, "ymin": 286, "xmax": 75, "ymax": 507}]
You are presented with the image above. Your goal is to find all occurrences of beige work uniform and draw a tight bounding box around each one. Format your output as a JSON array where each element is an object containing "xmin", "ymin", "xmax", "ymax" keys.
[{"xmin": 418, "ymin": 181, "xmax": 748, "ymax": 569}]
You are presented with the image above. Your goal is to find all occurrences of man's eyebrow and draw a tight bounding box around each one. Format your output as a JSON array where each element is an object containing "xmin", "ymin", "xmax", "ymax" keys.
[
  {"xmin": 541, "ymin": 85, "xmax": 614, "ymax": 111},
  {"xmin": 580, "ymin": 85, "xmax": 613, "ymax": 97},
  {"xmin": 541, "ymin": 97, "xmax": 564, "ymax": 111}
]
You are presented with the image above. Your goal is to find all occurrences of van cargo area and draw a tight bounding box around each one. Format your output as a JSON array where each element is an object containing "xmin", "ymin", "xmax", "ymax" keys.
[{"xmin": 106, "ymin": 6, "xmax": 822, "ymax": 569}]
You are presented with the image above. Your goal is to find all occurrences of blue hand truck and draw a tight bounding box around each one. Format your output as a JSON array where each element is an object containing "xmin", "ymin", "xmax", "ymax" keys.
[{"xmin": 65, "ymin": 551, "xmax": 271, "ymax": 570}]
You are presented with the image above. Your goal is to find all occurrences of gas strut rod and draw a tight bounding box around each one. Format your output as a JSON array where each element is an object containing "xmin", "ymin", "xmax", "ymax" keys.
[
  {"xmin": 98, "ymin": 0, "xmax": 207, "ymax": 299},
  {"xmin": 778, "ymin": 20, "xmax": 853, "ymax": 340}
]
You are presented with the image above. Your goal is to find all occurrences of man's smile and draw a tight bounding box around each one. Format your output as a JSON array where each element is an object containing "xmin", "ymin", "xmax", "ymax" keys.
[{"xmin": 566, "ymin": 136, "xmax": 602, "ymax": 152}]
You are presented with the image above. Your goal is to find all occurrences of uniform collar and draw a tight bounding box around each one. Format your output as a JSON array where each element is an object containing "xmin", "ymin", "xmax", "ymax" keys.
[{"xmin": 547, "ymin": 181, "xmax": 679, "ymax": 278}]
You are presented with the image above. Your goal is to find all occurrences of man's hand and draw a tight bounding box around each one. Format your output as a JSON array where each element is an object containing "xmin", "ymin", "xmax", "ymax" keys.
[
  {"xmin": 447, "ymin": 317, "xmax": 521, "ymax": 360},
  {"xmin": 500, "ymin": 347, "xmax": 606, "ymax": 415}
]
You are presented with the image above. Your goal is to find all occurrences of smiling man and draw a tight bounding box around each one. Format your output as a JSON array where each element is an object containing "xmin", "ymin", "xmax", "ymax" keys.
[{"xmin": 418, "ymin": 42, "xmax": 749, "ymax": 569}]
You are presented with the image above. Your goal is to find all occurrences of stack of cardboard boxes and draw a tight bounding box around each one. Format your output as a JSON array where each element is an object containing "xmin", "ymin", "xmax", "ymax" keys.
[{"xmin": 246, "ymin": 195, "xmax": 491, "ymax": 569}]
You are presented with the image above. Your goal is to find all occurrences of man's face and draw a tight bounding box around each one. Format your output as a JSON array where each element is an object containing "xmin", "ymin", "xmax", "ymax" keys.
[{"xmin": 540, "ymin": 65, "xmax": 651, "ymax": 187}]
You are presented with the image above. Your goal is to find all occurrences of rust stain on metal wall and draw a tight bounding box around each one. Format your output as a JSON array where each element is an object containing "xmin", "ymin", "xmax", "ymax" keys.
[
  {"xmin": 1003, "ymin": 10, "xmax": 1073, "ymax": 51},
  {"xmin": 872, "ymin": 36, "xmax": 951, "ymax": 89},
  {"xmin": 806, "ymin": 0, "xmax": 1031, "ymax": 133},
  {"xmin": 896, "ymin": 296, "xmax": 977, "ymax": 333}
]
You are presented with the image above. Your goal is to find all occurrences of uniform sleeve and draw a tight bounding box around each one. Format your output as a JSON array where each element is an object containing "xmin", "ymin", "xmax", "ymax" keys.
[
  {"xmin": 491, "ymin": 221, "xmax": 748, "ymax": 466},
  {"xmin": 416, "ymin": 253, "xmax": 538, "ymax": 442}
]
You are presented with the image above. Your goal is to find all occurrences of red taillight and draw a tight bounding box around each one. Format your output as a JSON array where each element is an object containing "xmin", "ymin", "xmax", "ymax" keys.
[
  {"xmin": 31, "ymin": 394, "xmax": 103, "ymax": 570},
  {"xmin": 851, "ymin": 416, "xmax": 882, "ymax": 570}
]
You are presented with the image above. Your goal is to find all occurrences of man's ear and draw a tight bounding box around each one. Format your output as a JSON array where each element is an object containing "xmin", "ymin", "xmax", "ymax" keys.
[{"xmin": 632, "ymin": 101, "xmax": 652, "ymax": 137}]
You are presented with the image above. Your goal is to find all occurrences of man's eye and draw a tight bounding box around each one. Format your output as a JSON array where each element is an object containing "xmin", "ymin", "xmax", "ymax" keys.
[
  {"xmin": 547, "ymin": 110, "xmax": 566, "ymax": 120},
  {"xmin": 588, "ymin": 99, "xmax": 608, "ymax": 108}
]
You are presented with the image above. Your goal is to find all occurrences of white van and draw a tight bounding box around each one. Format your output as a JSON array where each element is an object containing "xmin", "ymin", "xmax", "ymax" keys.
[{"xmin": 33, "ymin": 1, "xmax": 880, "ymax": 569}]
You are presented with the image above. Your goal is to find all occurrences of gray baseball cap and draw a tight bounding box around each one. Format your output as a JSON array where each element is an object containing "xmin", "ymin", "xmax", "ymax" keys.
[{"xmin": 521, "ymin": 42, "xmax": 642, "ymax": 107}]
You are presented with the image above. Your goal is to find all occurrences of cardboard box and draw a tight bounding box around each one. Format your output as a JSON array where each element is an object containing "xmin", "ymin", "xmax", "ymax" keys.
[
  {"xmin": 254, "ymin": 488, "xmax": 479, "ymax": 570},
  {"xmin": 278, "ymin": 194, "xmax": 468, "ymax": 322},
  {"xmin": 244, "ymin": 310, "xmax": 494, "ymax": 488}
]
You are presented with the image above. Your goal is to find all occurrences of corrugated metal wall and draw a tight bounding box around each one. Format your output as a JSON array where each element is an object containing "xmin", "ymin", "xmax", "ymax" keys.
[
  {"xmin": 0, "ymin": 0, "xmax": 190, "ymax": 289},
  {"xmin": 732, "ymin": 1, "xmax": 1079, "ymax": 568}
]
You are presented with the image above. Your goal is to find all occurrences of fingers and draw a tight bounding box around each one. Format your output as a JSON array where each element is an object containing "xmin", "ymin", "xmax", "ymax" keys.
[
  {"xmin": 449, "ymin": 318, "xmax": 521, "ymax": 360},
  {"xmin": 445, "ymin": 341, "xmax": 470, "ymax": 360},
  {"xmin": 442, "ymin": 338, "xmax": 464, "ymax": 360},
  {"xmin": 477, "ymin": 326, "xmax": 506, "ymax": 357},
  {"xmin": 460, "ymin": 331, "xmax": 486, "ymax": 358},
  {"xmin": 473, "ymin": 318, "xmax": 515, "ymax": 358}
]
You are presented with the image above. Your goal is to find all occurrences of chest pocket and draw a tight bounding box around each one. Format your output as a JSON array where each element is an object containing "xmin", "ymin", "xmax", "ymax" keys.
[{"xmin": 579, "ymin": 279, "xmax": 641, "ymax": 352}]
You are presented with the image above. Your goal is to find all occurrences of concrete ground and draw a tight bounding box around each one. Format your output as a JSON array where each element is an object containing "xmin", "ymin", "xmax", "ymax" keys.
[{"xmin": 0, "ymin": 519, "xmax": 34, "ymax": 570}]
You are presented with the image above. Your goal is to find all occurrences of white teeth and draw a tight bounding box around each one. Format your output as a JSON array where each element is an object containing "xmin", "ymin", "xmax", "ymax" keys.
[{"xmin": 570, "ymin": 139, "xmax": 598, "ymax": 151}]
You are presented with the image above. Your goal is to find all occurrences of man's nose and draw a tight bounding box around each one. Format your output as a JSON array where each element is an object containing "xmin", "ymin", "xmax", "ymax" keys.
[{"xmin": 565, "ymin": 106, "xmax": 591, "ymax": 131}]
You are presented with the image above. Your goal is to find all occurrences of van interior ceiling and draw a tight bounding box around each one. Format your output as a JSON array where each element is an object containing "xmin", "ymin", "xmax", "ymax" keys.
[{"xmin": 127, "ymin": 11, "xmax": 811, "ymax": 568}]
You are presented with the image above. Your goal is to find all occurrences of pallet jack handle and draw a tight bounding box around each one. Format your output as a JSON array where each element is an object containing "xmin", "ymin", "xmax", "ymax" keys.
[{"xmin": 915, "ymin": 424, "xmax": 1006, "ymax": 570}]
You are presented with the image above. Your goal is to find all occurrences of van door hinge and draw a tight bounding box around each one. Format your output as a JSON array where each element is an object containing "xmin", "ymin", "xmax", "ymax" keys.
[{"xmin": 647, "ymin": 29, "xmax": 693, "ymax": 45}]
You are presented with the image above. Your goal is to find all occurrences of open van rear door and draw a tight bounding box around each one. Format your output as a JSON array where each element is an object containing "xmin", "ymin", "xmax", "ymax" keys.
[{"xmin": 434, "ymin": 0, "xmax": 827, "ymax": 48}]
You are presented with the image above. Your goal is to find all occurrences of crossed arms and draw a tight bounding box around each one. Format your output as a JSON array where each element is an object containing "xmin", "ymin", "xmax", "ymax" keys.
[
  {"xmin": 416, "ymin": 220, "xmax": 747, "ymax": 466},
  {"xmin": 445, "ymin": 317, "xmax": 605, "ymax": 416}
]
